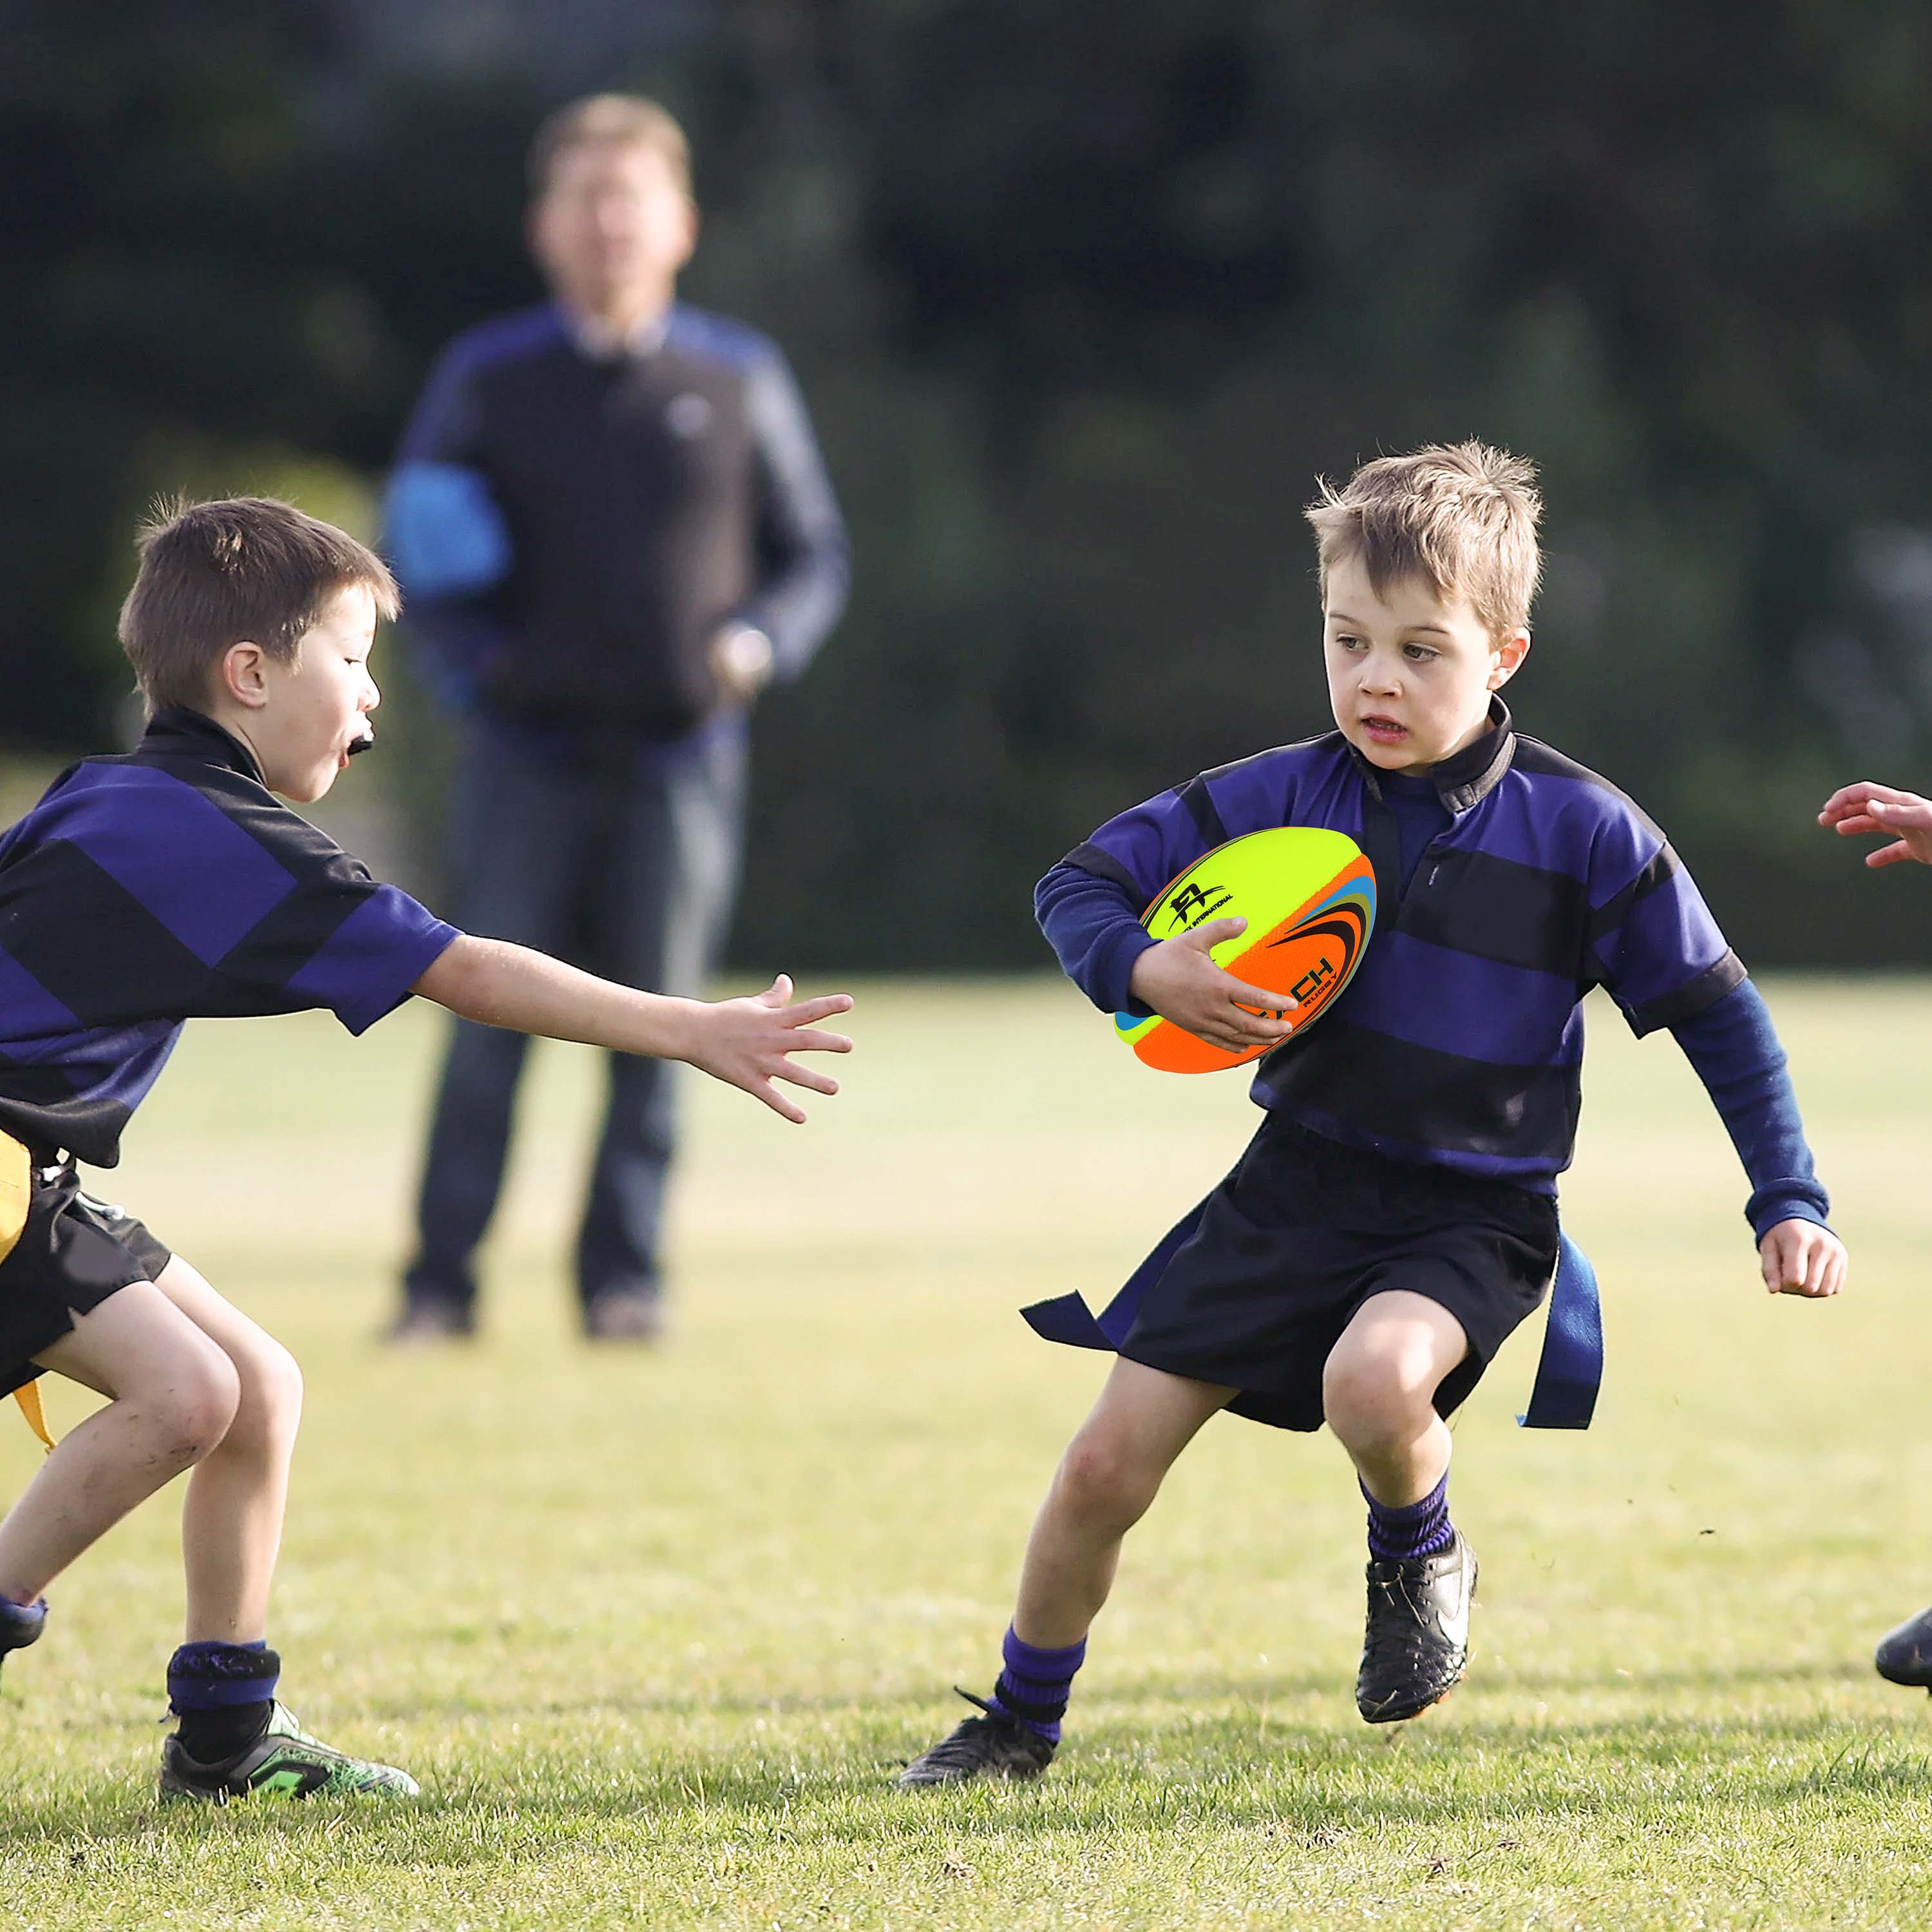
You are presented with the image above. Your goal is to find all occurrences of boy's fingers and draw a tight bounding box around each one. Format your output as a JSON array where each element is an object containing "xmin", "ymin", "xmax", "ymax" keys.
[
  {"xmin": 784, "ymin": 1027, "xmax": 854, "ymax": 1054},
  {"xmin": 1183, "ymin": 916, "xmax": 1247, "ymax": 950},
  {"xmin": 783, "ymin": 994, "xmax": 855, "ymax": 1026},
  {"xmin": 775, "ymin": 1063, "xmax": 840, "ymax": 1095},
  {"xmin": 755, "ymin": 974, "xmax": 793, "ymax": 1008},
  {"xmin": 745, "ymin": 1075, "xmax": 808, "ymax": 1123},
  {"xmin": 1224, "ymin": 978, "xmax": 1296, "ymax": 1014},
  {"xmin": 1821, "ymin": 781, "xmax": 1910, "ymax": 817},
  {"xmin": 1868, "ymin": 842, "xmax": 1915, "ymax": 867}
]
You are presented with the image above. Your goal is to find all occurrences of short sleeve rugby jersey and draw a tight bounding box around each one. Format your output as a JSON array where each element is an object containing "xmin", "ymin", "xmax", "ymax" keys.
[
  {"xmin": 1035, "ymin": 700, "xmax": 1745, "ymax": 1191},
  {"xmin": 0, "ymin": 708, "xmax": 460, "ymax": 1166}
]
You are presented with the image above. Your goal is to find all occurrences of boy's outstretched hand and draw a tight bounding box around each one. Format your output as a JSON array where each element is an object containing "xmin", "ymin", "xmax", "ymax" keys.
[
  {"xmin": 1819, "ymin": 782, "xmax": 1932, "ymax": 867},
  {"xmin": 1127, "ymin": 916, "xmax": 1296, "ymax": 1054},
  {"xmin": 1758, "ymin": 1218, "xmax": 1846, "ymax": 1298},
  {"xmin": 684, "ymin": 975, "xmax": 854, "ymax": 1124}
]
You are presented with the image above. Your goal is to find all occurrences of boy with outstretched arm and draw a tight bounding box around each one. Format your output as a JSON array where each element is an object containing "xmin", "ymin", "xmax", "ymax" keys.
[
  {"xmin": 0, "ymin": 498, "xmax": 851, "ymax": 1801},
  {"xmin": 898, "ymin": 442, "xmax": 1844, "ymax": 1786},
  {"xmin": 1820, "ymin": 779, "xmax": 1932, "ymax": 1690}
]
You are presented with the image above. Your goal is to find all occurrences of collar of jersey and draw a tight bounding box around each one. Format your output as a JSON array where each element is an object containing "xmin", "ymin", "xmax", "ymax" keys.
[
  {"xmin": 137, "ymin": 706, "xmax": 268, "ymax": 787},
  {"xmin": 1345, "ymin": 694, "xmax": 1515, "ymax": 815}
]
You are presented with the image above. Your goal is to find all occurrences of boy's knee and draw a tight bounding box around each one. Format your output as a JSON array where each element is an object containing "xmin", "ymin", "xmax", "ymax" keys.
[
  {"xmin": 242, "ymin": 1336, "xmax": 305, "ymax": 1439},
  {"xmin": 154, "ymin": 1348, "xmax": 244, "ymax": 1464},
  {"xmin": 1053, "ymin": 1432, "xmax": 1160, "ymax": 1528},
  {"xmin": 1322, "ymin": 1348, "xmax": 1428, "ymax": 1448}
]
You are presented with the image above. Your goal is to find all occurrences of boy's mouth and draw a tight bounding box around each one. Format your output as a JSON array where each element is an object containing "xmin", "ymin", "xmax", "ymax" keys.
[{"xmin": 1361, "ymin": 714, "xmax": 1408, "ymax": 743}]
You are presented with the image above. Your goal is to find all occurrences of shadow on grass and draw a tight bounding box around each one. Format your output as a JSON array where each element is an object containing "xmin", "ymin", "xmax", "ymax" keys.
[
  {"xmin": 361, "ymin": 1651, "xmax": 1876, "ymax": 1727},
  {"xmin": 6, "ymin": 1708, "xmax": 1932, "ymax": 1862}
]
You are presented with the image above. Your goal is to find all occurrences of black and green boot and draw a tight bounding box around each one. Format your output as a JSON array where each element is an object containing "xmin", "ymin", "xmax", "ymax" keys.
[{"xmin": 160, "ymin": 1702, "xmax": 419, "ymax": 1803}]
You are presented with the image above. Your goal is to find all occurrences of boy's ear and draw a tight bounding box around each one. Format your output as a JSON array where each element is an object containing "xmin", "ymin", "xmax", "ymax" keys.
[
  {"xmin": 219, "ymin": 641, "xmax": 272, "ymax": 710},
  {"xmin": 1489, "ymin": 628, "xmax": 1531, "ymax": 689}
]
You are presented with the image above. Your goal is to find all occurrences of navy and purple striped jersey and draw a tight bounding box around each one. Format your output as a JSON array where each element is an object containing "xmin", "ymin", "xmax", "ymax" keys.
[
  {"xmin": 1036, "ymin": 701, "xmax": 1765, "ymax": 1195},
  {"xmin": 0, "ymin": 708, "xmax": 459, "ymax": 1168}
]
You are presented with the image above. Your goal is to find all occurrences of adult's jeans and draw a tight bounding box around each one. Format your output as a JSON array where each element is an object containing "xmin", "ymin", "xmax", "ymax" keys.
[{"xmin": 402, "ymin": 718, "xmax": 747, "ymax": 1321}]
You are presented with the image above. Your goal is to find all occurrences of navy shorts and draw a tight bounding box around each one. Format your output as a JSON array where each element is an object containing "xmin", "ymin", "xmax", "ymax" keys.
[
  {"xmin": 1118, "ymin": 1112, "xmax": 1560, "ymax": 1431},
  {"xmin": 0, "ymin": 1161, "xmax": 172, "ymax": 1396}
]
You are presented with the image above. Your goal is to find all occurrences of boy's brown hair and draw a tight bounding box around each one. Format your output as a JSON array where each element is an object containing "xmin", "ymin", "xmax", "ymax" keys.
[
  {"xmin": 527, "ymin": 93, "xmax": 692, "ymax": 199},
  {"xmin": 118, "ymin": 497, "xmax": 400, "ymax": 712},
  {"xmin": 1305, "ymin": 441, "xmax": 1542, "ymax": 639}
]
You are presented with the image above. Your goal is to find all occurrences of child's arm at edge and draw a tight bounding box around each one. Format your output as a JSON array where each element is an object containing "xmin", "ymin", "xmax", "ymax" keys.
[
  {"xmin": 413, "ymin": 935, "xmax": 852, "ymax": 1124},
  {"xmin": 1669, "ymin": 980, "xmax": 1845, "ymax": 1299},
  {"xmin": 1820, "ymin": 781, "xmax": 1932, "ymax": 867}
]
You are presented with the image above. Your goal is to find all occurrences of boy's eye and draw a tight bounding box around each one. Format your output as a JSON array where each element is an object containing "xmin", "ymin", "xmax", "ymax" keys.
[{"xmin": 1403, "ymin": 644, "xmax": 1438, "ymax": 662}]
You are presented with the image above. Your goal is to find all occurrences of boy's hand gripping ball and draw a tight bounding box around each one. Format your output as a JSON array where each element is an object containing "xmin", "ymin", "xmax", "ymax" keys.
[{"xmin": 1115, "ymin": 827, "xmax": 1376, "ymax": 1073}]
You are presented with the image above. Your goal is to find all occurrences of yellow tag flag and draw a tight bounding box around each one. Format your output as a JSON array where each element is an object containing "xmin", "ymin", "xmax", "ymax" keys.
[{"xmin": 0, "ymin": 1133, "xmax": 53, "ymax": 1452}]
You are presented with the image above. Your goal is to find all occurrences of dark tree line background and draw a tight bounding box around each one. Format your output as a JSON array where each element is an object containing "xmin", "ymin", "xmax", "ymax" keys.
[{"xmin": 8, "ymin": 0, "xmax": 1932, "ymax": 967}]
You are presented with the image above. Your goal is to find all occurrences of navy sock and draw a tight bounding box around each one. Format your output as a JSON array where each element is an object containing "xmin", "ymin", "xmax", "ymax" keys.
[
  {"xmin": 167, "ymin": 1640, "xmax": 280, "ymax": 1763},
  {"xmin": 1363, "ymin": 1472, "xmax": 1454, "ymax": 1562},
  {"xmin": 988, "ymin": 1627, "xmax": 1086, "ymax": 1743}
]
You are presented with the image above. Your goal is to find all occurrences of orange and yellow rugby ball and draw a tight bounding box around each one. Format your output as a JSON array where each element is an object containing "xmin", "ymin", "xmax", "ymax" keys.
[{"xmin": 1114, "ymin": 826, "xmax": 1376, "ymax": 1073}]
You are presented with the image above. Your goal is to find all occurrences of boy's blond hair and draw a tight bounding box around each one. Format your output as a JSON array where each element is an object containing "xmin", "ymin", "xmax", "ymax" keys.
[
  {"xmin": 118, "ymin": 497, "xmax": 399, "ymax": 712},
  {"xmin": 527, "ymin": 93, "xmax": 692, "ymax": 199},
  {"xmin": 1305, "ymin": 442, "xmax": 1542, "ymax": 639}
]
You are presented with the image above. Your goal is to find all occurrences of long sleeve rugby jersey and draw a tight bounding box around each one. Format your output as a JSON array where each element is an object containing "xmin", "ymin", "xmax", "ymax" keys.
[
  {"xmin": 1036, "ymin": 700, "xmax": 1828, "ymax": 1230},
  {"xmin": 0, "ymin": 710, "xmax": 459, "ymax": 1167}
]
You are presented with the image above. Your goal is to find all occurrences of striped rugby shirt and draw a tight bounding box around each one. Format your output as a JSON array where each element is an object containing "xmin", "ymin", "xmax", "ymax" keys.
[
  {"xmin": 1036, "ymin": 700, "xmax": 1828, "ymax": 1225},
  {"xmin": 0, "ymin": 708, "xmax": 459, "ymax": 1168}
]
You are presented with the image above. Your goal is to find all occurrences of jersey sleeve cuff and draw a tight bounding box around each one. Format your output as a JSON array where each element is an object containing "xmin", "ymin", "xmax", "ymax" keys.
[
  {"xmin": 1095, "ymin": 925, "xmax": 1160, "ymax": 1018},
  {"xmin": 1745, "ymin": 1184, "xmax": 1833, "ymax": 1242}
]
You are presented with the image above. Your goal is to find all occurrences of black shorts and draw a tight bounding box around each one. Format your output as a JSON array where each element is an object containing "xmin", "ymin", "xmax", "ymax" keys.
[
  {"xmin": 0, "ymin": 1162, "xmax": 173, "ymax": 1396},
  {"xmin": 1118, "ymin": 1112, "xmax": 1560, "ymax": 1432}
]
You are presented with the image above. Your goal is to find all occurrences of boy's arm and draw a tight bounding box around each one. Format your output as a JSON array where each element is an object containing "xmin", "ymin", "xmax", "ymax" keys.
[
  {"xmin": 1034, "ymin": 861, "xmax": 1293, "ymax": 1054},
  {"xmin": 413, "ymin": 936, "xmax": 852, "ymax": 1124},
  {"xmin": 1669, "ymin": 980, "xmax": 1844, "ymax": 1298}
]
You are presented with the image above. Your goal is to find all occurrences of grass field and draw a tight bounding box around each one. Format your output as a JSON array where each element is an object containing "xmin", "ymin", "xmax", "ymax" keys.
[{"xmin": 6, "ymin": 974, "xmax": 1932, "ymax": 1929}]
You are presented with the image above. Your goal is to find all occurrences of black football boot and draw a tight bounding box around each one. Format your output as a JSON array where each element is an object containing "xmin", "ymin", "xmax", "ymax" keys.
[
  {"xmin": 1875, "ymin": 1604, "xmax": 1932, "ymax": 1690},
  {"xmin": 1356, "ymin": 1531, "xmax": 1477, "ymax": 1723},
  {"xmin": 896, "ymin": 1690, "xmax": 1057, "ymax": 1787}
]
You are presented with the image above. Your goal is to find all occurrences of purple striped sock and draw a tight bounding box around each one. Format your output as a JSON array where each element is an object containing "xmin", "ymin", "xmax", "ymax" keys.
[
  {"xmin": 988, "ymin": 1626, "xmax": 1086, "ymax": 1743},
  {"xmin": 1363, "ymin": 1472, "xmax": 1454, "ymax": 1562}
]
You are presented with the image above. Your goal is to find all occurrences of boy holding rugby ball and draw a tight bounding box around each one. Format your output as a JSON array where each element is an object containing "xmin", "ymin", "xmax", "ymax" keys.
[{"xmin": 899, "ymin": 442, "xmax": 1845, "ymax": 1785}]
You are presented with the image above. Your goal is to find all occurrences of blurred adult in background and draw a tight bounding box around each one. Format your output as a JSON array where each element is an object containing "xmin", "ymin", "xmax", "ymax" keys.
[{"xmin": 383, "ymin": 94, "xmax": 849, "ymax": 1342}]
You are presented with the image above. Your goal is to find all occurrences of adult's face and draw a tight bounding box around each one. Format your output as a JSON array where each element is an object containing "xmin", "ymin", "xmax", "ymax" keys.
[{"xmin": 529, "ymin": 140, "xmax": 697, "ymax": 320}]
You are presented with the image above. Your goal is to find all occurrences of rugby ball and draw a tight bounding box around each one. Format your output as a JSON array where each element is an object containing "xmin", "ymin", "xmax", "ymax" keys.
[{"xmin": 1114, "ymin": 826, "xmax": 1376, "ymax": 1073}]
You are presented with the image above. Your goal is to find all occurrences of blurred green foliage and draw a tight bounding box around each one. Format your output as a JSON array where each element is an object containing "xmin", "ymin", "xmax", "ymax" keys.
[{"xmin": 7, "ymin": 0, "xmax": 1932, "ymax": 965}]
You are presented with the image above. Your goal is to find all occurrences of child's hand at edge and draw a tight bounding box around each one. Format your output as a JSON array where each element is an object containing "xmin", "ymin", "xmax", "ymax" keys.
[
  {"xmin": 1819, "ymin": 781, "xmax": 1932, "ymax": 867},
  {"xmin": 683, "ymin": 976, "xmax": 853, "ymax": 1123},
  {"xmin": 1127, "ymin": 916, "xmax": 1297, "ymax": 1054},
  {"xmin": 1758, "ymin": 1218, "xmax": 1846, "ymax": 1298}
]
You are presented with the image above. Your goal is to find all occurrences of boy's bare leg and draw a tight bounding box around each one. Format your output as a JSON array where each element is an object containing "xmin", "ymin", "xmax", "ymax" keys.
[
  {"xmin": 1012, "ymin": 1356, "xmax": 1235, "ymax": 1647},
  {"xmin": 1321, "ymin": 1289, "xmax": 1477, "ymax": 1723},
  {"xmin": 0, "ymin": 1281, "xmax": 242, "ymax": 1604},
  {"xmin": 1320, "ymin": 1290, "xmax": 1468, "ymax": 1502},
  {"xmin": 151, "ymin": 1258, "xmax": 303, "ymax": 1642}
]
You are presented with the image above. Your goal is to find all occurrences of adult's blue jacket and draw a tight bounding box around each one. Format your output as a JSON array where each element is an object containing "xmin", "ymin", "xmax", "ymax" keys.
[{"xmin": 384, "ymin": 302, "xmax": 849, "ymax": 742}]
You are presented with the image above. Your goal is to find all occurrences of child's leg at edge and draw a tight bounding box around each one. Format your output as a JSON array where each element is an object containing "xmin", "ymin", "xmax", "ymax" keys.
[
  {"xmin": 1321, "ymin": 1289, "xmax": 1468, "ymax": 1544},
  {"xmin": 1013, "ymin": 1357, "xmax": 1234, "ymax": 1647},
  {"xmin": 0, "ymin": 1256, "xmax": 301, "ymax": 1638}
]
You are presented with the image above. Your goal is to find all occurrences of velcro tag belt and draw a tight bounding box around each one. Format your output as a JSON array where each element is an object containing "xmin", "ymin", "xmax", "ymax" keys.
[
  {"xmin": 1515, "ymin": 1231, "xmax": 1603, "ymax": 1430},
  {"xmin": 0, "ymin": 1131, "xmax": 55, "ymax": 1451}
]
